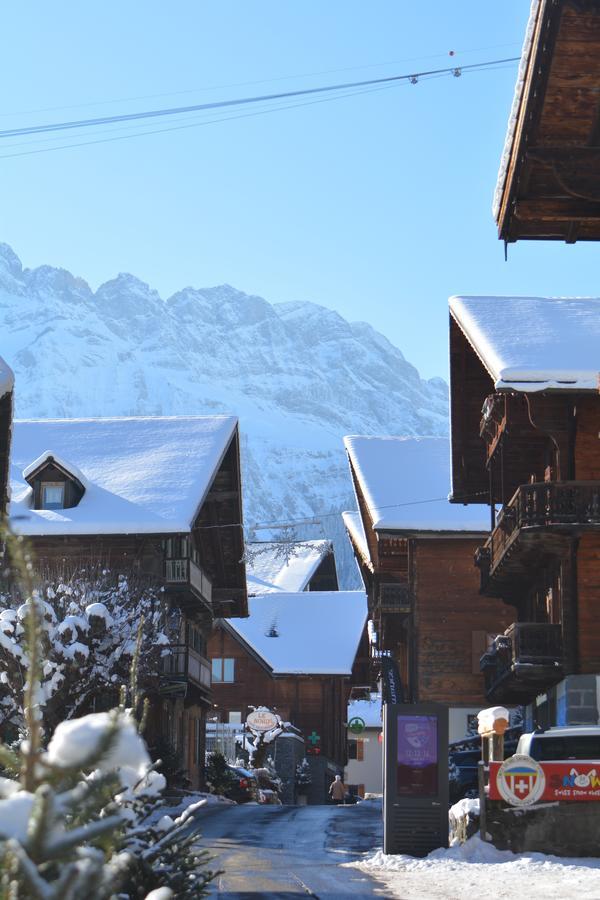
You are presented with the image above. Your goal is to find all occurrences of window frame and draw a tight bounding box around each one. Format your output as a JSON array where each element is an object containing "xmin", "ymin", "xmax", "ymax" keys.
[{"xmin": 41, "ymin": 482, "xmax": 65, "ymax": 510}]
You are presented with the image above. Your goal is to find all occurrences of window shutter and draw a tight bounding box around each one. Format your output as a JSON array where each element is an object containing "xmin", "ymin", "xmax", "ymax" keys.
[
  {"xmin": 357, "ymin": 740, "xmax": 364, "ymax": 762},
  {"xmin": 471, "ymin": 630, "xmax": 488, "ymax": 675}
]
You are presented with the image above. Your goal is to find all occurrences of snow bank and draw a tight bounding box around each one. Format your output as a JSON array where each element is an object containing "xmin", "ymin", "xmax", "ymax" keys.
[
  {"xmin": 450, "ymin": 295, "xmax": 600, "ymax": 392},
  {"xmin": 344, "ymin": 435, "xmax": 489, "ymax": 532},
  {"xmin": 350, "ymin": 835, "xmax": 600, "ymax": 900},
  {"xmin": 9, "ymin": 416, "xmax": 237, "ymax": 536}
]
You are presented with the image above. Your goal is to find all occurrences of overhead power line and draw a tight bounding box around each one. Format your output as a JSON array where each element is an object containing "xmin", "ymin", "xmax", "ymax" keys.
[{"xmin": 0, "ymin": 56, "xmax": 519, "ymax": 142}]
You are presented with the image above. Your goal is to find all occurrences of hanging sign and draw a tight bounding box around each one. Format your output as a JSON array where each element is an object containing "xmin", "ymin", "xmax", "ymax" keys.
[
  {"xmin": 349, "ymin": 717, "xmax": 366, "ymax": 735},
  {"xmin": 490, "ymin": 754, "xmax": 600, "ymax": 805},
  {"xmin": 246, "ymin": 709, "xmax": 279, "ymax": 733}
]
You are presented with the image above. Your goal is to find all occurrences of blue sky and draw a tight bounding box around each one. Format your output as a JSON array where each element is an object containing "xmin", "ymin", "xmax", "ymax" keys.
[{"xmin": 2, "ymin": 2, "xmax": 598, "ymax": 380}]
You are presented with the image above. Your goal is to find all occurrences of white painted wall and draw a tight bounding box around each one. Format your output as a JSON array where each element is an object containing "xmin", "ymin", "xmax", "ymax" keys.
[{"xmin": 344, "ymin": 726, "xmax": 383, "ymax": 795}]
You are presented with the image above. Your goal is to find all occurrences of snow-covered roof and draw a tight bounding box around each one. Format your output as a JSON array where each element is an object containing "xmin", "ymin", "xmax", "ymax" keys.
[
  {"xmin": 23, "ymin": 450, "xmax": 88, "ymax": 488},
  {"xmin": 344, "ymin": 435, "xmax": 488, "ymax": 533},
  {"xmin": 245, "ymin": 540, "xmax": 332, "ymax": 594},
  {"xmin": 342, "ymin": 511, "xmax": 370, "ymax": 567},
  {"xmin": 493, "ymin": 0, "xmax": 540, "ymax": 219},
  {"xmin": 0, "ymin": 356, "xmax": 14, "ymax": 399},
  {"xmin": 9, "ymin": 416, "xmax": 237, "ymax": 536},
  {"xmin": 226, "ymin": 591, "xmax": 367, "ymax": 675},
  {"xmin": 450, "ymin": 295, "xmax": 600, "ymax": 393},
  {"xmin": 348, "ymin": 693, "xmax": 381, "ymax": 729}
]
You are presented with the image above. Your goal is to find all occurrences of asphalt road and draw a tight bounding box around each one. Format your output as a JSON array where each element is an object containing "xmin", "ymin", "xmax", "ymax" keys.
[{"xmin": 193, "ymin": 800, "xmax": 388, "ymax": 899}]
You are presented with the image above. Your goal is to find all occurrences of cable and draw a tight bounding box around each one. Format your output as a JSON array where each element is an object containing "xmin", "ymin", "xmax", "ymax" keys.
[
  {"xmin": 0, "ymin": 56, "xmax": 519, "ymax": 141},
  {"xmin": 0, "ymin": 43, "xmax": 521, "ymax": 120}
]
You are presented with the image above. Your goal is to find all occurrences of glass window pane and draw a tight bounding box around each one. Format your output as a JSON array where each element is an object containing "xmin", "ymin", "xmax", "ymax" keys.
[
  {"xmin": 223, "ymin": 659, "xmax": 235, "ymax": 682},
  {"xmin": 42, "ymin": 484, "xmax": 64, "ymax": 510},
  {"xmin": 228, "ymin": 711, "xmax": 242, "ymax": 724},
  {"xmin": 211, "ymin": 658, "xmax": 222, "ymax": 682}
]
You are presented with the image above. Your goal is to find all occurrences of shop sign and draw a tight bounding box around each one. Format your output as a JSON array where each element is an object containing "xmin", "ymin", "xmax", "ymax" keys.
[
  {"xmin": 246, "ymin": 709, "xmax": 279, "ymax": 733},
  {"xmin": 490, "ymin": 754, "xmax": 600, "ymax": 805},
  {"xmin": 349, "ymin": 716, "xmax": 366, "ymax": 734}
]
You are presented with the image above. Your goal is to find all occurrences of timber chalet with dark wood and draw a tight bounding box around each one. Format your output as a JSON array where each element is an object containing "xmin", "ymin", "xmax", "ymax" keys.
[
  {"xmin": 7, "ymin": 415, "xmax": 247, "ymax": 786},
  {"xmin": 208, "ymin": 587, "xmax": 367, "ymax": 801},
  {"xmin": 495, "ymin": 0, "xmax": 600, "ymax": 244},
  {"xmin": 449, "ymin": 294, "xmax": 600, "ymax": 729},
  {"xmin": 343, "ymin": 435, "xmax": 512, "ymax": 743},
  {"xmin": 0, "ymin": 357, "xmax": 13, "ymax": 522}
]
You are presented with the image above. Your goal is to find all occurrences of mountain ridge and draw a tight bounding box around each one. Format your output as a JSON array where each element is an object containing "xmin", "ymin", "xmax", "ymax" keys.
[{"xmin": 0, "ymin": 243, "xmax": 449, "ymax": 585}]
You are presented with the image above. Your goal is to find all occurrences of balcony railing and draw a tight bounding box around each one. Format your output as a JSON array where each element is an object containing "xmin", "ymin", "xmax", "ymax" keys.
[
  {"xmin": 480, "ymin": 622, "xmax": 564, "ymax": 704},
  {"xmin": 164, "ymin": 558, "xmax": 212, "ymax": 605},
  {"xmin": 476, "ymin": 481, "xmax": 600, "ymax": 593},
  {"xmin": 378, "ymin": 583, "xmax": 412, "ymax": 614},
  {"xmin": 161, "ymin": 644, "xmax": 211, "ymax": 693}
]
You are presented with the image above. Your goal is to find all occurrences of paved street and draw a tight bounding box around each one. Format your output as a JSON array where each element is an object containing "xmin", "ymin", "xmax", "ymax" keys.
[{"xmin": 194, "ymin": 801, "xmax": 388, "ymax": 898}]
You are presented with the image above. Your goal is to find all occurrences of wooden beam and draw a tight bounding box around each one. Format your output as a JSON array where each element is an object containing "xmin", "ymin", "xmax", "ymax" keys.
[{"xmin": 514, "ymin": 199, "xmax": 600, "ymax": 221}]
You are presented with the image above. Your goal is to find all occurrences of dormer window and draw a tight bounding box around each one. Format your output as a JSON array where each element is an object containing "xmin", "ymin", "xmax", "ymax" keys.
[
  {"xmin": 23, "ymin": 452, "xmax": 86, "ymax": 512},
  {"xmin": 41, "ymin": 483, "xmax": 65, "ymax": 510}
]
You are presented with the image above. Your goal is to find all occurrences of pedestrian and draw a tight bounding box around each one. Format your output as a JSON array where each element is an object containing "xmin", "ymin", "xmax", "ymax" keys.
[{"xmin": 329, "ymin": 774, "xmax": 346, "ymax": 805}]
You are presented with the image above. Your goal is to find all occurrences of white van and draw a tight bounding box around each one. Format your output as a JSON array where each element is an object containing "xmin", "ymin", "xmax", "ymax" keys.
[{"xmin": 517, "ymin": 726, "xmax": 600, "ymax": 761}]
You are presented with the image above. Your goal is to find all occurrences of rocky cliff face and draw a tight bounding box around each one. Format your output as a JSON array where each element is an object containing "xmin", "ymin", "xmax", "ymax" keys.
[{"xmin": 0, "ymin": 243, "xmax": 448, "ymax": 585}]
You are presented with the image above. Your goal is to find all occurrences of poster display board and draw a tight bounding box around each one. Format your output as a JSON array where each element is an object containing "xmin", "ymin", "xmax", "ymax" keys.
[{"xmin": 384, "ymin": 702, "xmax": 448, "ymax": 856}]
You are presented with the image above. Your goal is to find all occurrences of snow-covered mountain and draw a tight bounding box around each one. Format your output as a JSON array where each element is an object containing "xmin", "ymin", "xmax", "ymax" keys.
[{"xmin": 0, "ymin": 243, "xmax": 448, "ymax": 586}]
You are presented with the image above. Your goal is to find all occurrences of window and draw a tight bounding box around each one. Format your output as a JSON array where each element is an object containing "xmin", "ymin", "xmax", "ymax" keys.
[
  {"xmin": 228, "ymin": 711, "xmax": 242, "ymax": 724},
  {"xmin": 211, "ymin": 658, "xmax": 235, "ymax": 683},
  {"xmin": 348, "ymin": 739, "xmax": 364, "ymax": 761},
  {"xmin": 41, "ymin": 483, "xmax": 65, "ymax": 510}
]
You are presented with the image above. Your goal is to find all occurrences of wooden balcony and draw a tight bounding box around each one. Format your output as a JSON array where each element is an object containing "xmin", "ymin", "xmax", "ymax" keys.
[
  {"xmin": 480, "ymin": 622, "xmax": 564, "ymax": 704},
  {"xmin": 476, "ymin": 481, "xmax": 600, "ymax": 596},
  {"xmin": 377, "ymin": 582, "xmax": 412, "ymax": 614},
  {"xmin": 160, "ymin": 644, "xmax": 211, "ymax": 697},
  {"xmin": 164, "ymin": 557, "xmax": 213, "ymax": 608}
]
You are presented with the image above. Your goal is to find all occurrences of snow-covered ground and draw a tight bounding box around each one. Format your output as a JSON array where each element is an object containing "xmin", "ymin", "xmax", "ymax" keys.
[{"xmin": 350, "ymin": 835, "xmax": 600, "ymax": 899}]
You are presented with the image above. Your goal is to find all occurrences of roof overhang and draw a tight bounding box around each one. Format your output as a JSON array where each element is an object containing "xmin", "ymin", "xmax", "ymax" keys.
[{"xmin": 495, "ymin": 0, "xmax": 600, "ymax": 243}]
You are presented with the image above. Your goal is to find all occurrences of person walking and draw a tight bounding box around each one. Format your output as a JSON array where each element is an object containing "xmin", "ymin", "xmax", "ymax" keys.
[{"xmin": 329, "ymin": 774, "xmax": 346, "ymax": 805}]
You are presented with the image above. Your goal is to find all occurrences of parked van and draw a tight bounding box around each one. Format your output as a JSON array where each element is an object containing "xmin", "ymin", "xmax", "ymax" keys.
[{"xmin": 517, "ymin": 726, "xmax": 600, "ymax": 761}]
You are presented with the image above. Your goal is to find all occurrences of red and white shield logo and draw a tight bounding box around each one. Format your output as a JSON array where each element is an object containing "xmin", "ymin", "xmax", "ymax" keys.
[{"xmin": 496, "ymin": 754, "xmax": 545, "ymax": 807}]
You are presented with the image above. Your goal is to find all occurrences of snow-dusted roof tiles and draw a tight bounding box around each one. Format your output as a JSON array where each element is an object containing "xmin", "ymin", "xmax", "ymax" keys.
[
  {"xmin": 245, "ymin": 540, "xmax": 332, "ymax": 595},
  {"xmin": 0, "ymin": 356, "xmax": 14, "ymax": 399},
  {"xmin": 344, "ymin": 435, "xmax": 488, "ymax": 533},
  {"xmin": 450, "ymin": 295, "xmax": 600, "ymax": 392},
  {"xmin": 9, "ymin": 416, "xmax": 237, "ymax": 536},
  {"xmin": 227, "ymin": 590, "xmax": 367, "ymax": 675}
]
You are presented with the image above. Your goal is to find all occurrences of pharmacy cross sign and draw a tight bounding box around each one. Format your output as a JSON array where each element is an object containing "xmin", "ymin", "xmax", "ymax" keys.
[{"xmin": 308, "ymin": 730, "xmax": 320, "ymax": 745}]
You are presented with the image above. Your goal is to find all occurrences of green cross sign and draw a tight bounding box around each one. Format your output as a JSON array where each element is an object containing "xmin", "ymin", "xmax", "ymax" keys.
[
  {"xmin": 349, "ymin": 716, "xmax": 366, "ymax": 735},
  {"xmin": 308, "ymin": 730, "xmax": 320, "ymax": 745}
]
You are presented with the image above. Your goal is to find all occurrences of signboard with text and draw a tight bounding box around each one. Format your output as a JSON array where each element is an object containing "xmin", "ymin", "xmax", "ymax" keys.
[{"xmin": 490, "ymin": 755, "xmax": 600, "ymax": 805}]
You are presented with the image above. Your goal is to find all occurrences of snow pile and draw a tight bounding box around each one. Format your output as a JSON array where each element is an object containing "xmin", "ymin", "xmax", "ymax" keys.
[
  {"xmin": 350, "ymin": 835, "xmax": 600, "ymax": 899},
  {"xmin": 478, "ymin": 706, "xmax": 510, "ymax": 735},
  {"xmin": 227, "ymin": 590, "xmax": 367, "ymax": 674},
  {"xmin": 344, "ymin": 435, "xmax": 489, "ymax": 532},
  {"xmin": 450, "ymin": 295, "xmax": 600, "ymax": 392},
  {"xmin": 9, "ymin": 415, "xmax": 237, "ymax": 536},
  {"xmin": 246, "ymin": 540, "xmax": 332, "ymax": 594}
]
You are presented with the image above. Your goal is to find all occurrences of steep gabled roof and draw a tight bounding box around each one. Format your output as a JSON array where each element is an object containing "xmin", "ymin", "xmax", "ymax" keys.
[
  {"xmin": 9, "ymin": 416, "xmax": 238, "ymax": 536},
  {"xmin": 245, "ymin": 540, "xmax": 332, "ymax": 594},
  {"xmin": 450, "ymin": 295, "xmax": 600, "ymax": 393},
  {"xmin": 342, "ymin": 510, "xmax": 371, "ymax": 570},
  {"xmin": 226, "ymin": 590, "xmax": 367, "ymax": 675},
  {"xmin": 344, "ymin": 435, "xmax": 488, "ymax": 534}
]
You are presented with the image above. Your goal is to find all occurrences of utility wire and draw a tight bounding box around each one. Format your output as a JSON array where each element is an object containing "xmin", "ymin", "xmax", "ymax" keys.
[{"xmin": 0, "ymin": 56, "xmax": 519, "ymax": 142}]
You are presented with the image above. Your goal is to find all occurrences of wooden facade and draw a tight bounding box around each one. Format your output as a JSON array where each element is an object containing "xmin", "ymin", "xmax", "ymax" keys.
[
  {"xmin": 208, "ymin": 622, "xmax": 350, "ymax": 778},
  {"xmin": 496, "ymin": 0, "xmax": 600, "ymax": 243},
  {"xmin": 6, "ymin": 422, "xmax": 248, "ymax": 788},
  {"xmin": 345, "ymin": 457, "xmax": 512, "ymax": 721},
  {"xmin": 450, "ymin": 313, "xmax": 600, "ymax": 711}
]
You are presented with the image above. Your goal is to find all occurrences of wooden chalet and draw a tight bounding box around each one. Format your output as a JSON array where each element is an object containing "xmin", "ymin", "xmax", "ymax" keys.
[
  {"xmin": 245, "ymin": 539, "xmax": 338, "ymax": 595},
  {"xmin": 0, "ymin": 357, "xmax": 13, "ymax": 521},
  {"xmin": 7, "ymin": 415, "xmax": 248, "ymax": 787},
  {"xmin": 495, "ymin": 0, "xmax": 600, "ymax": 243},
  {"xmin": 343, "ymin": 435, "xmax": 512, "ymax": 742},
  {"xmin": 208, "ymin": 588, "xmax": 367, "ymax": 801},
  {"xmin": 450, "ymin": 294, "xmax": 600, "ymax": 728}
]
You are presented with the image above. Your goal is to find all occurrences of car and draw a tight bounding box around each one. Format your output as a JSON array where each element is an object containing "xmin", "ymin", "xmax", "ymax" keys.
[
  {"xmin": 516, "ymin": 726, "xmax": 600, "ymax": 762},
  {"xmin": 225, "ymin": 765, "xmax": 259, "ymax": 803}
]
